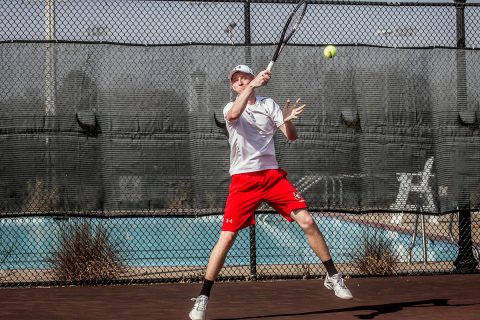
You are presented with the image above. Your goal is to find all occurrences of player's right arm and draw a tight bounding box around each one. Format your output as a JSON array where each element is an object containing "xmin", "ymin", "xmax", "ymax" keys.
[
  {"xmin": 226, "ymin": 70, "xmax": 271, "ymax": 122},
  {"xmin": 225, "ymin": 85, "xmax": 254, "ymax": 122}
]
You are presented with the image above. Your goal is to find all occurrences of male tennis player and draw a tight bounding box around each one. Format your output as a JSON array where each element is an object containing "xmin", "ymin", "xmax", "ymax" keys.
[{"xmin": 189, "ymin": 65, "xmax": 352, "ymax": 320}]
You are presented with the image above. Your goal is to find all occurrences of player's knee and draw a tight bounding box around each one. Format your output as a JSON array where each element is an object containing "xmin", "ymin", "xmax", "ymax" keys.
[
  {"xmin": 301, "ymin": 216, "xmax": 316, "ymax": 231},
  {"xmin": 293, "ymin": 209, "xmax": 315, "ymax": 230},
  {"xmin": 219, "ymin": 231, "xmax": 237, "ymax": 248}
]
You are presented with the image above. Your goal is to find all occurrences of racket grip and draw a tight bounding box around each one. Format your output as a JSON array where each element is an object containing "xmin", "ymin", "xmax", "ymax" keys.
[{"xmin": 266, "ymin": 61, "xmax": 274, "ymax": 72}]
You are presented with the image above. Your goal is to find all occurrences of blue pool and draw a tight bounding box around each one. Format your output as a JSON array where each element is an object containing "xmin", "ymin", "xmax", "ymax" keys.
[{"xmin": 0, "ymin": 215, "xmax": 459, "ymax": 270}]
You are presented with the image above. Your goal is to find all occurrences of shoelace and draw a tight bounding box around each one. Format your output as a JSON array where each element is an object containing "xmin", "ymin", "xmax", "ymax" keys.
[
  {"xmin": 332, "ymin": 274, "xmax": 347, "ymax": 288},
  {"xmin": 336, "ymin": 277, "xmax": 347, "ymax": 288},
  {"xmin": 191, "ymin": 297, "xmax": 208, "ymax": 311},
  {"xmin": 329, "ymin": 273, "xmax": 347, "ymax": 288}
]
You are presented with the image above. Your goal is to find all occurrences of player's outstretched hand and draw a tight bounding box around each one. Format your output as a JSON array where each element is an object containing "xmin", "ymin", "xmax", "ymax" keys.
[{"xmin": 283, "ymin": 98, "xmax": 306, "ymax": 122}]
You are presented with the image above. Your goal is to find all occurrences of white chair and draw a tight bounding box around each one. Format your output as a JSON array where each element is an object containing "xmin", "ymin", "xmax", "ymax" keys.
[{"xmin": 390, "ymin": 157, "xmax": 438, "ymax": 224}]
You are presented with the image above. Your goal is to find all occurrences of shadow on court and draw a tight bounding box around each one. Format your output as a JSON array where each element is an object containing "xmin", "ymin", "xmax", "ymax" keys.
[
  {"xmin": 214, "ymin": 299, "xmax": 475, "ymax": 320},
  {"xmin": 0, "ymin": 274, "xmax": 479, "ymax": 320}
]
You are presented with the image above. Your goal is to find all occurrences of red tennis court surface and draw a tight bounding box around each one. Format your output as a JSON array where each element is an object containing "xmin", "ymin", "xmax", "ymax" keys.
[{"xmin": 0, "ymin": 274, "xmax": 478, "ymax": 319}]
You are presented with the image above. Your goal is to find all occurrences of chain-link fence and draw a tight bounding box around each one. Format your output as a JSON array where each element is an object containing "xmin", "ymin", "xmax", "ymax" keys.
[{"xmin": 1, "ymin": 0, "xmax": 479, "ymax": 286}]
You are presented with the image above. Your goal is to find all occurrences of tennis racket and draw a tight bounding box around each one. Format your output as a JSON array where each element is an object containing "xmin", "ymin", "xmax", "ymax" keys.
[{"xmin": 267, "ymin": 0, "xmax": 308, "ymax": 72}]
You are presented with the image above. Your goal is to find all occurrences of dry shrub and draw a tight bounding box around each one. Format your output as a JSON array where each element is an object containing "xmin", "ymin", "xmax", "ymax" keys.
[
  {"xmin": 49, "ymin": 220, "xmax": 124, "ymax": 283},
  {"xmin": 353, "ymin": 233, "xmax": 398, "ymax": 276}
]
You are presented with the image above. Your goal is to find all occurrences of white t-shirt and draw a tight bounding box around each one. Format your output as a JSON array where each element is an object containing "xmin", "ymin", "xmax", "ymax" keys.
[{"xmin": 223, "ymin": 96, "xmax": 285, "ymax": 175}]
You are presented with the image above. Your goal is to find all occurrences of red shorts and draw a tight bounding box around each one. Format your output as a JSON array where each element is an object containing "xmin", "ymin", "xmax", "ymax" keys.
[{"xmin": 222, "ymin": 169, "xmax": 308, "ymax": 232}]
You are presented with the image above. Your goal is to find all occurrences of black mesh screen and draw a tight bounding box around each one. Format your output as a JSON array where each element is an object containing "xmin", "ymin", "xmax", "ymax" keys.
[{"xmin": 0, "ymin": 0, "xmax": 479, "ymax": 285}]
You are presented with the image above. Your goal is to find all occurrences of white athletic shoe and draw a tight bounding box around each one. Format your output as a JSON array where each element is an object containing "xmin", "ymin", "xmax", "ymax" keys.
[
  {"xmin": 189, "ymin": 295, "xmax": 209, "ymax": 320},
  {"xmin": 324, "ymin": 273, "xmax": 353, "ymax": 299}
]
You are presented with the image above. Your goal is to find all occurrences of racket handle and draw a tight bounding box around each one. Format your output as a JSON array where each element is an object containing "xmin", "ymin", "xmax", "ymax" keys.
[{"xmin": 266, "ymin": 61, "xmax": 274, "ymax": 72}]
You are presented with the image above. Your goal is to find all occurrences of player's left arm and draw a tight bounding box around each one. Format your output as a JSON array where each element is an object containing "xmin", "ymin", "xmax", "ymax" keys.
[{"xmin": 279, "ymin": 98, "xmax": 306, "ymax": 141}]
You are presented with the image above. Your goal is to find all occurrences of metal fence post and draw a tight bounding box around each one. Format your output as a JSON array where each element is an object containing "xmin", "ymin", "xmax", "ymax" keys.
[
  {"xmin": 454, "ymin": 208, "xmax": 479, "ymax": 272},
  {"xmin": 453, "ymin": 0, "xmax": 478, "ymax": 273},
  {"xmin": 249, "ymin": 224, "xmax": 257, "ymax": 280},
  {"xmin": 244, "ymin": 0, "xmax": 252, "ymax": 65}
]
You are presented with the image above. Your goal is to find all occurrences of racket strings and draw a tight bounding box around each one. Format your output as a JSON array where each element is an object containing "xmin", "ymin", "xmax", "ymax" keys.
[{"xmin": 285, "ymin": 3, "xmax": 307, "ymax": 39}]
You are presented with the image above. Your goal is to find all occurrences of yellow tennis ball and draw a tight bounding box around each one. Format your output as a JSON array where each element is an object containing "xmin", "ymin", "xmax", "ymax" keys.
[{"xmin": 324, "ymin": 45, "xmax": 337, "ymax": 59}]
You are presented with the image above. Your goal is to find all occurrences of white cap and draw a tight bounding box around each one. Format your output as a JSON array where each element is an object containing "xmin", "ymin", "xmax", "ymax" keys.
[{"xmin": 228, "ymin": 65, "xmax": 255, "ymax": 80}]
